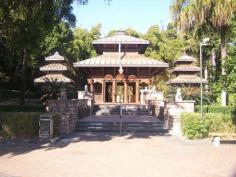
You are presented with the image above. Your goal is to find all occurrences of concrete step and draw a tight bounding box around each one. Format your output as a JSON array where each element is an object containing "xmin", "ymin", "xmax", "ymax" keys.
[{"xmin": 75, "ymin": 121, "xmax": 168, "ymax": 133}]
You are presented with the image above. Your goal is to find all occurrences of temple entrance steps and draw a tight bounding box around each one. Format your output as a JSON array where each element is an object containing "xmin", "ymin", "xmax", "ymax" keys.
[
  {"xmin": 75, "ymin": 115, "xmax": 169, "ymax": 133},
  {"xmin": 93, "ymin": 104, "xmax": 150, "ymax": 116}
]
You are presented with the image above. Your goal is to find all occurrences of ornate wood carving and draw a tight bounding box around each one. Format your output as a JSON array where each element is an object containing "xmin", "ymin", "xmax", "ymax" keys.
[
  {"xmin": 128, "ymin": 75, "xmax": 136, "ymax": 82},
  {"xmin": 87, "ymin": 78, "xmax": 94, "ymax": 84},
  {"xmin": 116, "ymin": 74, "xmax": 125, "ymax": 81},
  {"xmin": 104, "ymin": 74, "xmax": 113, "ymax": 81}
]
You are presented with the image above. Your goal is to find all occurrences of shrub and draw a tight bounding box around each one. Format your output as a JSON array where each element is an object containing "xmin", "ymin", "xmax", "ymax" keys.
[
  {"xmin": 204, "ymin": 113, "xmax": 236, "ymax": 133},
  {"xmin": 0, "ymin": 112, "xmax": 40, "ymax": 138},
  {"xmin": 0, "ymin": 112, "xmax": 60, "ymax": 138},
  {"xmin": 195, "ymin": 105, "xmax": 236, "ymax": 115},
  {"xmin": 181, "ymin": 112, "xmax": 236, "ymax": 139},
  {"xmin": 0, "ymin": 105, "xmax": 45, "ymax": 112},
  {"xmin": 0, "ymin": 89, "xmax": 40, "ymax": 100},
  {"xmin": 181, "ymin": 113, "xmax": 209, "ymax": 139}
]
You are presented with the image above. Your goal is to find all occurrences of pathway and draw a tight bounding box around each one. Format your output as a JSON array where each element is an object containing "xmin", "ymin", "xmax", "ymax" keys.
[{"xmin": 0, "ymin": 133, "xmax": 236, "ymax": 177}]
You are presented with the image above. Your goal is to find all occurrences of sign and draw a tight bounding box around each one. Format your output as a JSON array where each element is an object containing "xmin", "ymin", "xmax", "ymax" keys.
[{"xmin": 39, "ymin": 114, "xmax": 53, "ymax": 139}]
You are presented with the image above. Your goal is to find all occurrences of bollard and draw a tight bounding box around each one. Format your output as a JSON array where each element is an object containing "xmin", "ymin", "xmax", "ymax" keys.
[{"xmin": 213, "ymin": 136, "xmax": 220, "ymax": 147}]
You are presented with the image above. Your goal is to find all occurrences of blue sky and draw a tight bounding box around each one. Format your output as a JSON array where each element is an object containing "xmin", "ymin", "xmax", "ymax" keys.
[{"xmin": 72, "ymin": 0, "xmax": 172, "ymax": 36}]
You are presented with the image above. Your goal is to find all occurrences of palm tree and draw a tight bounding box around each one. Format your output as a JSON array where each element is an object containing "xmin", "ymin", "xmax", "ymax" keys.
[{"xmin": 171, "ymin": 0, "xmax": 236, "ymax": 74}]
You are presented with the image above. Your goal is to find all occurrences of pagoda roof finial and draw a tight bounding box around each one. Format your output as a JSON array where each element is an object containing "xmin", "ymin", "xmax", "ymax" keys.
[
  {"xmin": 175, "ymin": 53, "xmax": 196, "ymax": 63},
  {"xmin": 116, "ymin": 30, "xmax": 126, "ymax": 35},
  {"xmin": 45, "ymin": 51, "xmax": 65, "ymax": 61}
]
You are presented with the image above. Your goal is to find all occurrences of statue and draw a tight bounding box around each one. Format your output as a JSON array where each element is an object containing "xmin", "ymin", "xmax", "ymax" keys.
[
  {"xmin": 84, "ymin": 84, "xmax": 88, "ymax": 92},
  {"xmin": 175, "ymin": 88, "xmax": 182, "ymax": 102},
  {"xmin": 152, "ymin": 86, "xmax": 156, "ymax": 92},
  {"xmin": 59, "ymin": 88, "xmax": 67, "ymax": 100}
]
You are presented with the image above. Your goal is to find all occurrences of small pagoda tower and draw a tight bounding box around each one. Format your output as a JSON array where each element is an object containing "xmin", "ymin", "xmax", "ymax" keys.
[
  {"xmin": 34, "ymin": 51, "xmax": 74, "ymax": 84},
  {"xmin": 167, "ymin": 53, "xmax": 207, "ymax": 87}
]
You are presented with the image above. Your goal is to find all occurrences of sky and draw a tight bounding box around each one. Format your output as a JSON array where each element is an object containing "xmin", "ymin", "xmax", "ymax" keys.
[{"xmin": 72, "ymin": 0, "xmax": 172, "ymax": 36}]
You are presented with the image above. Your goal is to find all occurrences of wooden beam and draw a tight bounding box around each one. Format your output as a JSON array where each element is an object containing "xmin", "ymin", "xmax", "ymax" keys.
[
  {"xmin": 124, "ymin": 81, "xmax": 128, "ymax": 103},
  {"xmin": 112, "ymin": 80, "xmax": 116, "ymax": 103}
]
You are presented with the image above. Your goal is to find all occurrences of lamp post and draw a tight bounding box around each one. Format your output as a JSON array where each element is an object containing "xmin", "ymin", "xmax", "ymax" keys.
[
  {"xmin": 200, "ymin": 38, "xmax": 210, "ymax": 119},
  {"xmin": 118, "ymin": 38, "xmax": 123, "ymax": 135}
]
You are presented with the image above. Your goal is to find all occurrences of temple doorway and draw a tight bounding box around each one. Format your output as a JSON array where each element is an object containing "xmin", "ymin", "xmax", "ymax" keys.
[
  {"xmin": 105, "ymin": 82, "xmax": 112, "ymax": 102},
  {"xmin": 116, "ymin": 82, "xmax": 124, "ymax": 103},
  {"xmin": 128, "ymin": 82, "xmax": 136, "ymax": 103}
]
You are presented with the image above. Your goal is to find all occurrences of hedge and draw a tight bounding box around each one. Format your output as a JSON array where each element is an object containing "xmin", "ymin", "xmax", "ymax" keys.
[
  {"xmin": 0, "ymin": 89, "xmax": 39, "ymax": 100},
  {"xmin": 195, "ymin": 105, "xmax": 236, "ymax": 115},
  {"xmin": 0, "ymin": 112, "xmax": 40, "ymax": 138},
  {"xmin": 0, "ymin": 112, "xmax": 60, "ymax": 138},
  {"xmin": 181, "ymin": 112, "xmax": 236, "ymax": 139},
  {"xmin": 0, "ymin": 105, "xmax": 45, "ymax": 112}
]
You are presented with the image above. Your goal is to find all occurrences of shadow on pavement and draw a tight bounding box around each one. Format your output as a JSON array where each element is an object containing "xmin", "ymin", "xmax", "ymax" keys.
[{"xmin": 0, "ymin": 132, "xmax": 170, "ymax": 157}]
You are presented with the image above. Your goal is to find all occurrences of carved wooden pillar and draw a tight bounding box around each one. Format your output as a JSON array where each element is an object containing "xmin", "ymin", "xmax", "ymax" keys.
[
  {"xmin": 101, "ymin": 81, "xmax": 104, "ymax": 103},
  {"xmin": 124, "ymin": 81, "xmax": 128, "ymax": 103},
  {"xmin": 135, "ymin": 80, "xmax": 140, "ymax": 103},
  {"xmin": 112, "ymin": 80, "xmax": 116, "ymax": 103},
  {"xmin": 90, "ymin": 83, "xmax": 94, "ymax": 93}
]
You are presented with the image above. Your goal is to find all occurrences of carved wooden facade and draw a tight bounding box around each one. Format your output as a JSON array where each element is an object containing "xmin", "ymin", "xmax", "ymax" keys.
[{"xmin": 73, "ymin": 31, "xmax": 168, "ymax": 104}]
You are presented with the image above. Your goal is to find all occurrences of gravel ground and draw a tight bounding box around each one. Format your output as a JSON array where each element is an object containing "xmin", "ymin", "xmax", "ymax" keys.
[{"xmin": 0, "ymin": 132, "xmax": 236, "ymax": 177}]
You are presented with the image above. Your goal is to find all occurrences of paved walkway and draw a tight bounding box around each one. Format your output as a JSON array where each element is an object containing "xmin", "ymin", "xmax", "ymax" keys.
[{"xmin": 0, "ymin": 133, "xmax": 236, "ymax": 177}]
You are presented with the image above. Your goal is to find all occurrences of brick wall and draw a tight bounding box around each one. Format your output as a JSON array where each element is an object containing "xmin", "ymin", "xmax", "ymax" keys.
[{"xmin": 47, "ymin": 99, "xmax": 89, "ymax": 135}]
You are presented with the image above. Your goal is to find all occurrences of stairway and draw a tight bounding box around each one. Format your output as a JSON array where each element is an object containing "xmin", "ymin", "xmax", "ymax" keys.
[
  {"xmin": 93, "ymin": 104, "xmax": 150, "ymax": 116},
  {"xmin": 75, "ymin": 120, "xmax": 168, "ymax": 133}
]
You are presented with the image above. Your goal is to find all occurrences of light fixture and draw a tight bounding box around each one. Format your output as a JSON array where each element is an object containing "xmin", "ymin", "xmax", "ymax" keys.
[
  {"xmin": 119, "ymin": 66, "xmax": 123, "ymax": 74},
  {"xmin": 202, "ymin": 38, "xmax": 210, "ymax": 44},
  {"xmin": 200, "ymin": 38, "xmax": 210, "ymax": 119}
]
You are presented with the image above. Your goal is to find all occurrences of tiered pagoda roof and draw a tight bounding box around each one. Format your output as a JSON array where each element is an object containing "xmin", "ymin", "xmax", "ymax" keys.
[
  {"xmin": 167, "ymin": 53, "xmax": 207, "ymax": 85},
  {"xmin": 34, "ymin": 51, "xmax": 73, "ymax": 83},
  {"xmin": 74, "ymin": 31, "xmax": 168, "ymax": 69},
  {"xmin": 74, "ymin": 52, "xmax": 168, "ymax": 68}
]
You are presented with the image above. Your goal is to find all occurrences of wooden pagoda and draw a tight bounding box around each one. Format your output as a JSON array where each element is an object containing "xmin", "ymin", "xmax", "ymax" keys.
[
  {"xmin": 73, "ymin": 31, "xmax": 169, "ymax": 104},
  {"xmin": 34, "ymin": 51, "xmax": 74, "ymax": 83},
  {"xmin": 167, "ymin": 53, "xmax": 207, "ymax": 87}
]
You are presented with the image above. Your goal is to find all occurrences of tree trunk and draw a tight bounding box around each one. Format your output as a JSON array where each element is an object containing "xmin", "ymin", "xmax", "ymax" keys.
[
  {"xmin": 211, "ymin": 48, "xmax": 216, "ymax": 69},
  {"xmin": 20, "ymin": 50, "xmax": 26, "ymax": 105},
  {"xmin": 220, "ymin": 25, "xmax": 227, "ymax": 106},
  {"xmin": 220, "ymin": 25, "xmax": 227, "ymax": 75}
]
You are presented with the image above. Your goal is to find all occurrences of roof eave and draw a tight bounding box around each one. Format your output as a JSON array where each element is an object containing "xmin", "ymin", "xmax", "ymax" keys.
[
  {"xmin": 40, "ymin": 68, "xmax": 67, "ymax": 72},
  {"xmin": 92, "ymin": 41, "xmax": 150, "ymax": 45},
  {"xmin": 73, "ymin": 64, "xmax": 169, "ymax": 68}
]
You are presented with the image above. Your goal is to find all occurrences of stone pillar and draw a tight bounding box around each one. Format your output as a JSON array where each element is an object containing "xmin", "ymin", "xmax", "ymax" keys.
[
  {"xmin": 221, "ymin": 90, "xmax": 227, "ymax": 106},
  {"xmin": 112, "ymin": 80, "xmax": 116, "ymax": 103},
  {"xmin": 166, "ymin": 101, "xmax": 195, "ymax": 136},
  {"xmin": 124, "ymin": 81, "xmax": 128, "ymax": 103},
  {"xmin": 135, "ymin": 80, "xmax": 139, "ymax": 103}
]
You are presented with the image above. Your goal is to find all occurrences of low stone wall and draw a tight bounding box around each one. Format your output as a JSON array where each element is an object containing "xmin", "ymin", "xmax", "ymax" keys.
[
  {"xmin": 148, "ymin": 100, "xmax": 165, "ymax": 119},
  {"xmin": 47, "ymin": 99, "xmax": 89, "ymax": 135}
]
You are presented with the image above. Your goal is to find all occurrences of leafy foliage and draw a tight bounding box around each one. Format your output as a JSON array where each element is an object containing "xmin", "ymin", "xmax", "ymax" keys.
[
  {"xmin": 0, "ymin": 112, "xmax": 40, "ymax": 138},
  {"xmin": 181, "ymin": 87, "xmax": 213, "ymax": 105},
  {"xmin": 195, "ymin": 105, "xmax": 236, "ymax": 115},
  {"xmin": 69, "ymin": 24, "xmax": 101, "ymax": 61},
  {"xmin": 181, "ymin": 112, "xmax": 236, "ymax": 139},
  {"xmin": 181, "ymin": 113, "xmax": 209, "ymax": 139}
]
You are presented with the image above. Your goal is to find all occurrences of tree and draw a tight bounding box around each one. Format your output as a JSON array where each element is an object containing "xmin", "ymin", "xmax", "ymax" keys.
[
  {"xmin": 0, "ymin": 0, "xmax": 76, "ymax": 104},
  {"xmin": 144, "ymin": 25, "xmax": 162, "ymax": 59},
  {"xmin": 69, "ymin": 24, "xmax": 101, "ymax": 61},
  {"xmin": 171, "ymin": 0, "xmax": 236, "ymax": 74},
  {"xmin": 41, "ymin": 22, "xmax": 73, "ymax": 57}
]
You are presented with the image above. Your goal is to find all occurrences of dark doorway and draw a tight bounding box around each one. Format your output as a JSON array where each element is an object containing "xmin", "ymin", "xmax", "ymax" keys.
[
  {"xmin": 128, "ymin": 82, "xmax": 136, "ymax": 103},
  {"xmin": 105, "ymin": 82, "xmax": 112, "ymax": 102},
  {"xmin": 116, "ymin": 82, "xmax": 124, "ymax": 103}
]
